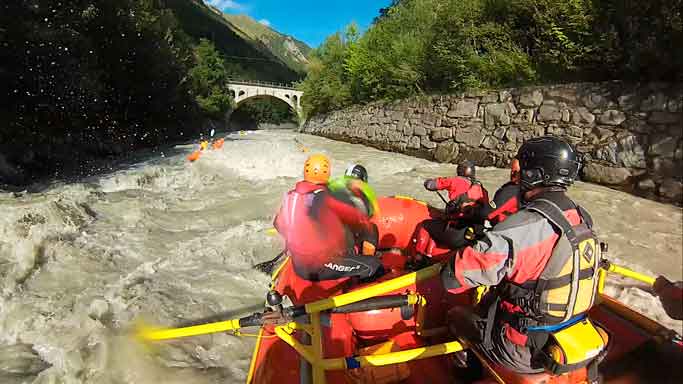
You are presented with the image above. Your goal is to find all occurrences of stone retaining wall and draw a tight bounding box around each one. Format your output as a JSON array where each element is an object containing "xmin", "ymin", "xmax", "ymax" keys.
[{"xmin": 301, "ymin": 82, "xmax": 682, "ymax": 204}]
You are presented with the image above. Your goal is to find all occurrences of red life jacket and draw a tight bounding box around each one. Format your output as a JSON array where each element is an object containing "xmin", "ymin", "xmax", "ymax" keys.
[
  {"xmin": 440, "ymin": 177, "xmax": 489, "ymax": 219},
  {"xmin": 276, "ymin": 181, "xmax": 351, "ymax": 279}
]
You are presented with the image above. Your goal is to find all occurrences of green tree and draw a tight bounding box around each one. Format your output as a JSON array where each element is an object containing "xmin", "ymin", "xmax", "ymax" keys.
[{"xmin": 188, "ymin": 39, "xmax": 233, "ymax": 118}]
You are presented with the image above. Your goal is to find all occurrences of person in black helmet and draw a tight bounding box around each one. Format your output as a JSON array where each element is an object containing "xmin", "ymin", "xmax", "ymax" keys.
[
  {"xmin": 441, "ymin": 136, "xmax": 606, "ymax": 377},
  {"xmin": 422, "ymin": 160, "xmax": 489, "ymax": 249},
  {"xmin": 424, "ymin": 160, "xmax": 489, "ymax": 219}
]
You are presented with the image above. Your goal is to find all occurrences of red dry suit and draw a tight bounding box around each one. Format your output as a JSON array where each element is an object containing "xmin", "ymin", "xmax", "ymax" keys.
[
  {"xmin": 429, "ymin": 176, "xmax": 489, "ymax": 219},
  {"xmin": 441, "ymin": 192, "xmax": 596, "ymax": 373},
  {"xmin": 273, "ymin": 181, "xmax": 381, "ymax": 281},
  {"xmin": 476, "ymin": 181, "xmax": 523, "ymax": 226}
]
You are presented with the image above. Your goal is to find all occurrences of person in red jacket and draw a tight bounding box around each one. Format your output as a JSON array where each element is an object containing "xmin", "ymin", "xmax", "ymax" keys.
[
  {"xmin": 476, "ymin": 158, "xmax": 523, "ymax": 226},
  {"xmin": 441, "ymin": 136, "xmax": 604, "ymax": 375},
  {"xmin": 421, "ymin": 160, "xmax": 489, "ymax": 248},
  {"xmin": 274, "ymin": 154, "xmax": 382, "ymax": 281}
]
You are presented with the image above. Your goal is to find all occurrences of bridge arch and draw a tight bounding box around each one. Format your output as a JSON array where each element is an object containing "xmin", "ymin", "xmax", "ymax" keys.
[{"xmin": 227, "ymin": 80, "xmax": 303, "ymax": 118}]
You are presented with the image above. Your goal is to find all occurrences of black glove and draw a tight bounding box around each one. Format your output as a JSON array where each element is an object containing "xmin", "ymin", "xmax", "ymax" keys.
[
  {"xmin": 424, "ymin": 179, "xmax": 437, "ymax": 191},
  {"xmin": 448, "ymin": 226, "xmax": 474, "ymax": 249},
  {"xmin": 445, "ymin": 199, "xmax": 460, "ymax": 215}
]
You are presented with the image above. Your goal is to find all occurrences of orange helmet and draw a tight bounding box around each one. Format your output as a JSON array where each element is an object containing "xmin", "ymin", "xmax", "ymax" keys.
[
  {"xmin": 304, "ymin": 154, "xmax": 331, "ymax": 184},
  {"xmin": 510, "ymin": 158, "xmax": 521, "ymax": 184}
]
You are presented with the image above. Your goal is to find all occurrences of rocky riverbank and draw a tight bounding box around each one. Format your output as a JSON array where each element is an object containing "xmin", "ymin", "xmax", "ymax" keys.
[{"xmin": 302, "ymin": 81, "xmax": 682, "ymax": 205}]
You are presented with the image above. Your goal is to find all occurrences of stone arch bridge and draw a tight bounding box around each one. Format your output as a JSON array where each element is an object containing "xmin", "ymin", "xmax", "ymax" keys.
[{"xmin": 227, "ymin": 80, "xmax": 303, "ymax": 117}]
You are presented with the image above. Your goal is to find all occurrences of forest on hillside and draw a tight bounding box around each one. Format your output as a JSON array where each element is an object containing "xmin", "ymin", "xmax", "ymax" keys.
[
  {"xmin": 0, "ymin": 0, "xmax": 300, "ymax": 186},
  {"xmin": 300, "ymin": 0, "xmax": 683, "ymax": 117}
]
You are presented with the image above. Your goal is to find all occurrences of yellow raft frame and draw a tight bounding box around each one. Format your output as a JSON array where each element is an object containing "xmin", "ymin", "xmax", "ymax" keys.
[{"xmin": 244, "ymin": 257, "xmax": 663, "ymax": 384}]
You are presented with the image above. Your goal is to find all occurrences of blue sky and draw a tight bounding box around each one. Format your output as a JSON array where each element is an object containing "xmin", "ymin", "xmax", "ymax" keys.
[{"xmin": 205, "ymin": 0, "xmax": 390, "ymax": 48}]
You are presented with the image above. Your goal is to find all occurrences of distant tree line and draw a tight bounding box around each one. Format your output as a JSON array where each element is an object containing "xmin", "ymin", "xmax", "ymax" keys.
[{"xmin": 300, "ymin": 0, "xmax": 682, "ymax": 117}]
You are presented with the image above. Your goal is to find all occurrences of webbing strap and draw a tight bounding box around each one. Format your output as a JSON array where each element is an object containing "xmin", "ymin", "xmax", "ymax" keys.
[
  {"xmin": 528, "ymin": 199, "xmax": 579, "ymax": 249},
  {"xmin": 541, "ymin": 267, "xmax": 596, "ymax": 290}
]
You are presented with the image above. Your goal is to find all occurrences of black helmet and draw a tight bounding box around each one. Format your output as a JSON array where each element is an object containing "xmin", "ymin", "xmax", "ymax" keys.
[
  {"xmin": 456, "ymin": 160, "xmax": 476, "ymax": 178},
  {"xmin": 517, "ymin": 136, "xmax": 581, "ymax": 190},
  {"xmin": 345, "ymin": 164, "xmax": 369, "ymax": 183}
]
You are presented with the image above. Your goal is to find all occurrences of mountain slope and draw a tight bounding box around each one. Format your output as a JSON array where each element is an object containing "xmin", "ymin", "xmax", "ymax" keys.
[
  {"xmin": 222, "ymin": 14, "xmax": 312, "ymax": 74},
  {"xmin": 166, "ymin": 0, "xmax": 304, "ymax": 83}
]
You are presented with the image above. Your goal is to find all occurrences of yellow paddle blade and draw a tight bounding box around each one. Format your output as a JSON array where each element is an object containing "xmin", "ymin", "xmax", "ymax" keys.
[{"xmin": 136, "ymin": 319, "xmax": 242, "ymax": 342}]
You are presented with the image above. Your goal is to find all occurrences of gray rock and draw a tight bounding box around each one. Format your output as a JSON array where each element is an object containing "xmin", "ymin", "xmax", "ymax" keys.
[
  {"xmin": 366, "ymin": 125, "xmax": 377, "ymax": 137},
  {"xmin": 641, "ymin": 92, "xmax": 668, "ymax": 112},
  {"xmin": 621, "ymin": 118, "xmax": 651, "ymax": 134},
  {"xmin": 582, "ymin": 162, "xmax": 632, "ymax": 185},
  {"xmin": 504, "ymin": 141, "xmax": 518, "ymax": 152},
  {"xmin": 421, "ymin": 136, "xmax": 437, "ymax": 149},
  {"xmin": 649, "ymin": 112, "xmax": 681, "ymax": 125},
  {"xmin": 668, "ymin": 96, "xmax": 683, "ymax": 113},
  {"xmin": 595, "ymin": 135, "xmax": 647, "ymax": 168},
  {"xmin": 598, "ymin": 110, "xmax": 626, "ymax": 126},
  {"xmin": 594, "ymin": 127, "xmax": 614, "ymax": 141},
  {"xmin": 513, "ymin": 109, "xmax": 535, "ymax": 124},
  {"xmin": 442, "ymin": 117, "xmax": 458, "ymax": 127},
  {"xmin": 583, "ymin": 92, "xmax": 608, "ymax": 110},
  {"xmin": 481, "ymin": 136, "xmax": 498, "ymax": 149},
  {"xmin": 432, "ymin": 128, "xmax": 453, "ymax": 142},
  {"xmin": 519, "ymin": 89, "xmax": 543, "ymax": 107},
  {"xmin": 387, "ymin": 131, "xmax": 402, "ymax": 142},
  {"xmin": 649, "ymin": 135, "xmax": 678, "ymax": 156},
  {"xmin": 652, "ymin": 157, "xmax": 681, "ymax": 178},
  {"xmin": 545, "ymin": 87, "xmax": 578, "ymax": 103},
  {"xmin": 482, "ymin": 93, "xmax": 499, "ymax": 103},
  {"xmin": 505, "ymin": 126, "xmax": 521, "ymax": 143},
  {"xmin": 499, "ymin": 90, "xmax": 512, "ymax": 102},
  {"xmin": 676, "ymin": 147, "xmax": 683, "ymax": 161},
  {"xmin": 567, "ymin": 125, "xmax": 583, "ymax": 138},
  {"xmin": 618, "ymin": 94, "xmax": 639, "ymax": 111},
  {"xmin": 570, "ymin": 107, "xmax": 595, "ymax": 125},
  {"xmin": 434, "ymin": 141, "xmax": 459, "ymax": 162},
  {"xmin": 455, "ymin": 129, "xmax": 485, "ymax": 147},
  {"xmin": 506, "ymin": 102, "xmax": 518, "ymax": 115},
  {"xmin": 413, "ymin": 126, "xmax": 428, "ymax": 136},
  {"xmin": 538, "ymin": 105, "xmax": 562, "ymax": 122},
  {"xmin": 448, "ymin": 100, "xmax": 479, "ymax": 118},
  {"xmin": 408, "ymin": 136, "xmax": 421, "ymax": 149},
  {"xmin": 402, "ymin": 122, "xmax": 413, "ymax": 136},
  {"xmin": 493, "ymin": 126, "xmax": 507, "ymax": 139},
  {"xmin": 485, "ymin": 103, "xmax": 508, "ymax": 128},
  {"xmin": 561, "ymin": 109, "xmax": 571, "ymax": 122},
  {"xmin": 637, "ymin": 178, "xmax": 657, "ymax": 193},
  {"xmin": 658, "ymin": 179, "xmax": 683, "ymax": 202},
  {"xmin": 391, "ymin": 110, "xmax": 406, "ymax": 121}
]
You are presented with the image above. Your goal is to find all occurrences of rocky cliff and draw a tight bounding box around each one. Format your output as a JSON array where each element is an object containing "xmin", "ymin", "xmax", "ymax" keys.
[{"xmin": 302, "ymin": 82, "xmax": 682, "ymax": 204}]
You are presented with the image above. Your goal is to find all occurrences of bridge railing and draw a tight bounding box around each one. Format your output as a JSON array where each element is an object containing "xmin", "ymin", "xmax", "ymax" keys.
[{"xmin": 226, "ymin": 78, "xmax": 299, "ymax": 91}]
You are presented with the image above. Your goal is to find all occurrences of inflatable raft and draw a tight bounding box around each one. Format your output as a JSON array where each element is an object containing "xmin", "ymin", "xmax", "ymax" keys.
[
  {"xmin": 139, "ymin": 196, "xmax": 682, "ymax": 383},
  {"xmin": 246, "ymin": 196, "xmax": 682, "ymax": 384}
]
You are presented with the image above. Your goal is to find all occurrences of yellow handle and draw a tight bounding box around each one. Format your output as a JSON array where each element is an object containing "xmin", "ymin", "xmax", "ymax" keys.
[
  {"xmin": 138, "ymin": 319, "xmax": 241, "ymax": 341},
  {"xmin": 605, "ymin": 262, "xmax": 656, "ymax": 286}
]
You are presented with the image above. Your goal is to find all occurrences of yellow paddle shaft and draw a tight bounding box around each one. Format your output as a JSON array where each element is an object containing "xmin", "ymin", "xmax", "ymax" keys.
[
  {"xmin": 605, "ymin": 262, "xmax": 656, "ymax": 286},
  {"xmin": 140, "ymin": 319, "xmax": 241, "ymax": 341}
]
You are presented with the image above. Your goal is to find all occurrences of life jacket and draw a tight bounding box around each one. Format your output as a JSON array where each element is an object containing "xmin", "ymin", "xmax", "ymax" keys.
[
  {"xmin": 448, "ymin": 178, "xmax": 488, "ymax": 219},
  {"xmin": 484, "ymin": 198, "xmax": 605, "ymax": 377},
  {"xmin": 278, "ymin": 181, "xmax": 351, "ymax": 279}
]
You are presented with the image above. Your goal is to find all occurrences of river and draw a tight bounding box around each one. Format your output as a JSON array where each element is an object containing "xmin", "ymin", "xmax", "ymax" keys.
[{"xmin": 1, "ymin": 130, "xmax": 681, "ymax": 384}]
